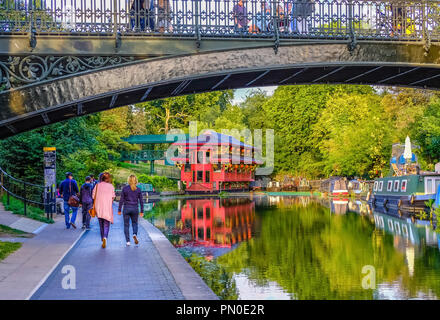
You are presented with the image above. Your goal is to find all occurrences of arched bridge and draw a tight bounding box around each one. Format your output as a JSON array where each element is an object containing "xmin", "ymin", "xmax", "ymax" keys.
[{"xmin": 1, "ymin": 0, "xmax": 440, "ymax": 138}]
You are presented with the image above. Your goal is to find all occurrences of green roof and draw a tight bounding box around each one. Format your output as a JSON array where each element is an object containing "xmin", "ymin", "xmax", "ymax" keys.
[{"xmin": 123, "ymin": 134, "xmax": 189, "ymax": 144}]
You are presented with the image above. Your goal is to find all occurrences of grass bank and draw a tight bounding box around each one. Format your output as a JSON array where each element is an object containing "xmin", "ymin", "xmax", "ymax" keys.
[
  {"xmin": 0, "ymin": 241, "xmax": 21, "ymax": 261},
  {"xmin": 0, "ymin": 224, "xmax": 26, "ymax": 236},
  {"xmin": 1, "ymin": 194, "xmax": 53, "ymax": 224}
]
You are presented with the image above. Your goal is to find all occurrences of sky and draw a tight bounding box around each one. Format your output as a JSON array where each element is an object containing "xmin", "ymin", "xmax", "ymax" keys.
[{"xmin": 232, "ymin": 86, "xmax": 278, "ymax": 105}]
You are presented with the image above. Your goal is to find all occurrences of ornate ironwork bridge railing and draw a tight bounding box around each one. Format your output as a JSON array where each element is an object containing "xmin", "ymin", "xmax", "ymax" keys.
[{"xmin": 1, "ymin": 0, "xmax": 439, "ymax": 42}]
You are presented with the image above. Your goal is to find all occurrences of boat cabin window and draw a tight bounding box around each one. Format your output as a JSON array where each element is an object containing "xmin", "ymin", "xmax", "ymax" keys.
[
  {"xmin": 197, "ymin": 171, "xmax": 203, "ymax": 182},
  {"xmin": 401, "ymin": 180, "xmax": 407, "ymax": 192},
  {"xmin": 425, "ymin": 177, "xmax": 440, "ymax": 194},
  {"xmin": 393, "ymin": 180, "xmax": 400, "ymax": 192},
  {"xmin": 387, "ymin": 181, "xmax": 393, "ymax": 192},
  {"xmin": 378, "ymin": 181, "xmax": 383, "ymax": 192},
  {"xmin": 205, "ymin": 171, "xmax": 210, "ymax": 183},
  {"xmin": 373, "ymin": 181, "xmax": 378, "ymax": 191}
]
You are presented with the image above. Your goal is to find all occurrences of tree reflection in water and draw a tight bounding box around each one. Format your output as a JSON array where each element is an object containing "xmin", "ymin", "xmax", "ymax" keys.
[{"xmin": 148, "ymin": 196, "xmax": 440, "ymax": 300}]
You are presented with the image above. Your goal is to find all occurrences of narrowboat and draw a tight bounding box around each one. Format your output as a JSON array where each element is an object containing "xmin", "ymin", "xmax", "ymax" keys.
[
  {"xmin": 320, "ymin": 176, "xmax": 349, "ymax": 197},
  {"xmin": 369, "ymin": 174, "xmax": 440, "ymax": 211}
]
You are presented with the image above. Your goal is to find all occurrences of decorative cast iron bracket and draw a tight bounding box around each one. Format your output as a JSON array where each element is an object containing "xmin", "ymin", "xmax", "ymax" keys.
[
  {"xmin": 347, "ymin": 31, "xmax": 357, "ymax": 54},
  {"xmin": 0, "ymin": 55, "xmax": 137, "ymax": 92},
  {"xmin": 115, "ymin": 32, "xmax": 122, "ymax": 51},
  {"xmin": 29, "ymin": 28, "xmax": 37, "ymax": 50},
  {"xmin": 195, "ymin": 28, "xmax": 201, "ymax": 49},
  {"xmin": 423, "ymin": 31, "xmax": 431, "ymax": 56},
  {"xmin": 273, "ymin": 19, "xmax": 280, "ymax": 54}
]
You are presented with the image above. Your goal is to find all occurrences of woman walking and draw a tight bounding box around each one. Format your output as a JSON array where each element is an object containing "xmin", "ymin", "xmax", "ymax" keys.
[
  {"xmin": 118, "ymin": 175, "xmax": 144, "ymax": 246},
  {"xmin": 92, "ymin": 172, "xmax": 116, "ymax": 249}
]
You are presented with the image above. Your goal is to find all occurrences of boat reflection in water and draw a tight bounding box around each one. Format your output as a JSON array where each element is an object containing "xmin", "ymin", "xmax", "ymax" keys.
[
  {"xmin": 148, "ymin": 196, "xmax": 440, "ymax": 299},
  {"xmin": 150, "ymin": 198, "xmax": 256, "ymax": 259},
  {"xmin": 180, "ymin": 198, "xmax": 255, "ymax": 248}
]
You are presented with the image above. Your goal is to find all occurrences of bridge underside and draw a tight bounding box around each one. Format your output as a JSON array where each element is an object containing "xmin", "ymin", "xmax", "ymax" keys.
[{"xmin": 0, "ymin": 42, "xmax": 440, "ymax": 139}]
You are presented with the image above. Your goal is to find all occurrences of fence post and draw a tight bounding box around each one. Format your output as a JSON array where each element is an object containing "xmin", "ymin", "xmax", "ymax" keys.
[
  {"xmin": 0, "ymin": 171, "xmax": 3, "ymax": 198},
  {"xmin": 44, "ymin": 186, "xmax": 49, "ymax": 220},
  {"xmin": 23, "ymin": 182, "xmax": 27, "ymax": 216},
  {"xmin": 51, "ymin": 185, "xmax": 56, "ymax": 220}
]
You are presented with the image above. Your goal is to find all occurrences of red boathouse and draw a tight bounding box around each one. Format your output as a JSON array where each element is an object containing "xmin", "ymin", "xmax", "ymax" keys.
[{"xmin": 171, "ymin": 130, "xmax": 262, "ymax": 193}]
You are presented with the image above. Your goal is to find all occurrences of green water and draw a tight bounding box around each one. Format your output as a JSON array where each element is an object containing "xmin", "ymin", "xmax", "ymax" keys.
[{"xmin": 147, "ymin": 196, "xmax": 440, "ymax": 300}]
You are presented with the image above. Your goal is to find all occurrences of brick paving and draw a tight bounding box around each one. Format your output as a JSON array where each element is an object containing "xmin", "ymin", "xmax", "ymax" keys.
[{"xmin": 31, "ymin": 204, "xmax": 184, "ymax": 300}]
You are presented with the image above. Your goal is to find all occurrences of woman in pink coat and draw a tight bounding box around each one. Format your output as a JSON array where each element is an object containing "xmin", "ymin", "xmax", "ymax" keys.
[{"xmin": 92, "ymin": 172, "xmax": 116, "ymax": 248}]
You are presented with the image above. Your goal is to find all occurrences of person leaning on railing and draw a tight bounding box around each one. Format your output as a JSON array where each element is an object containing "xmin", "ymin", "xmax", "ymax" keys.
[
  {"xmin": 293, "ymin": 0, "xmax": 314, "ymax": 34},
  {"xmin": 130, "ymin": 0, "xmax": 155, "ymax": 31},
  {"xmin": 233, "ymin": 0, "xmax": 249, "ymax": 33},
  {"xmin": 157, "ymin": 0, "xmax": 172, "ymax": 33},
  {"xmin": 390, "ymin": 0, "xmax": 407, "ymax": 36}
]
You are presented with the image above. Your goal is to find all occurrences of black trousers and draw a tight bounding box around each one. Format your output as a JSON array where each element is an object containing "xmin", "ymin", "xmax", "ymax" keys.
[
  {"xmin": 123, "ymin": 206, "xmax": 139, "ymax": 242},
  {"xmin": 82, "ymin": 202, "xmax": 92, "ymax": 228}
]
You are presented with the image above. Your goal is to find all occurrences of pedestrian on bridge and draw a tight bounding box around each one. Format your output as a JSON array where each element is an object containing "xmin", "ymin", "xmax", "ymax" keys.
[
  {"xmin": 293, "ymin": 0, "xmax": 314, "ymax": 34},
  {"xmin": 118, "ymin": 175, "xmax": 144, "ymax": 247},
  {"xmin": 59, "ymin": 172, "xmax": 80, "ymax": 229},
  {"xmin": 233, "ymin": 0, "xmax": 248, "ymax": 33},
  {"xmin": 79, "ymin": 176, "xmax": 93, "ymax": 230},
  {"xmin": 92, "ymin": 172, "xmax": 116, "ymax": 249}
]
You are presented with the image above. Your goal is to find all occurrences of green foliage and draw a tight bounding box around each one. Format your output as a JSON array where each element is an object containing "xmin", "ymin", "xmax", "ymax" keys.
[
  {"xmin": 1, "ymin": 85, "xmax": 439, "ymax": 187},
  {"xmin": 0, "ymin": 241, "xmax": 21, "ymax": 261},
  {"xmin": 0, "ymin": 115, "xmax": 111, "ymax": 184},
  {"xmin": 181, "ymin": 252, "xmax": 238, "ymax": 300},
  {"xmin": 1, "ymin": 194, "xmax": 53, "ymax": 223},
  {"xmin": 138, "ymin": 174, "xmax": 177, "ymax": 191}
]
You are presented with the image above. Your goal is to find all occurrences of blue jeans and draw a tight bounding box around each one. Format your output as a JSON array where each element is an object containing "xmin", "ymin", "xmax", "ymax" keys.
[
  {"xmin": 64, "ymin": 202, "xmax": 78, "ymax": 228},
  {"xmin": 130, "ymin": 9, "xmax": 155, "ymax": 31},
  {"xmin": 123, "ymin": 205, "xmax": 139, "ymax": 242}
]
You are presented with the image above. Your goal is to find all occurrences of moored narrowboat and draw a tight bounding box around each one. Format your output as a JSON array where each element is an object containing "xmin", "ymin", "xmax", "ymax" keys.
[{"xmin": 369, "ymin": 174, "xmax": 440, "ymax": 211}]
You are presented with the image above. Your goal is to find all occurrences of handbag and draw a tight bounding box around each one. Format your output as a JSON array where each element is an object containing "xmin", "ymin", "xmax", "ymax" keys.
[
  {"xmin": 89, "ymin": 183, "xmax": 98, "ymax": 218},
  {"xmin": 67, "ymin": 181, "xmax": 80, "ymax": 207}
]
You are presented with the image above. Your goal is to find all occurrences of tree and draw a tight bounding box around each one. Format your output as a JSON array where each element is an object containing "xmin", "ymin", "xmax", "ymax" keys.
[{"xmin": 316, "ymin": 91, "xmax": 393, "ymax": 178}]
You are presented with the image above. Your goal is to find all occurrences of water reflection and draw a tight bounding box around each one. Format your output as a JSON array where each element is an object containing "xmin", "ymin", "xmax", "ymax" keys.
[{"xmin": 147, "ymin": 196, "xmax": 440, "ymax": 300}]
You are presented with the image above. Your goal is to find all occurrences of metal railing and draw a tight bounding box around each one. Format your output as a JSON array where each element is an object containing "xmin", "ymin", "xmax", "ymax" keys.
[
  {"xmin": 0, "ymin": 0, "xmax": 439, "ymax": 42},
  {"xmin": 120, "ymin": 149, "xmax": 167, "ymax": 161},
  {"xmin": 0, "ymin": 167, "xmax": 55, "ymax": 220}
]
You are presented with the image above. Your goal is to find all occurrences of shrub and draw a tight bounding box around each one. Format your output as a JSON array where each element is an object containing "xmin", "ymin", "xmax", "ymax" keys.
[{"xmin": 138, "ymin": 174, "xmax": 177, "ymax": 192}]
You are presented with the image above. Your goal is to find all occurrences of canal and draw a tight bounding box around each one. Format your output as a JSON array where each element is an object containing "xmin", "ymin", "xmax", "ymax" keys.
[{"xmin": 145, "ymin": 196, "xmax": 440, "ymax": 300}]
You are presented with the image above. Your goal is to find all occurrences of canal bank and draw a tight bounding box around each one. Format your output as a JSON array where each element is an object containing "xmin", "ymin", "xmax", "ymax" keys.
[{"xmin": 30, "ymin": 203, "xmax": 217, "ymax": 300}]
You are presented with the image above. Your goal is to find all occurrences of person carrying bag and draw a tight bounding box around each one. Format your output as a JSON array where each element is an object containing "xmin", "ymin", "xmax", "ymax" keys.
[{"xmin": 59, "ymin": 172, "xmax": 80, "ymax": 229}]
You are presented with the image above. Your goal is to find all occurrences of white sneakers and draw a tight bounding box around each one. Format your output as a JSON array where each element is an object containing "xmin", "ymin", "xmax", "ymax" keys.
[{"xmin": 126, "ymin": 242, "xmax": 131, "ymax": 246}]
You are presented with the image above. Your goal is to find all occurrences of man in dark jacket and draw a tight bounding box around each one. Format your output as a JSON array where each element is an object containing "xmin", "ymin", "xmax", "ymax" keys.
[
  {"xmin": 293, "ymin": 0, "xmax": 314, "ymax": 34},
  {"xmin": 59, "ymin": 172, "xmax": 80, "ymax": 229},
  {"xmin": 79, "ymin": 176, "xmax": 93, "ymax": 230}
]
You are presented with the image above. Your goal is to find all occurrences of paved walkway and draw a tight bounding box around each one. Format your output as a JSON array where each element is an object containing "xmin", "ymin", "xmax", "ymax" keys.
[
  {"xmin": 30, "ymin": 203, "xmax": 217, "ymax": 300},
  {"xmin": 0, "ymin": 211, "xmax": 84, "ymax": 299}
]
